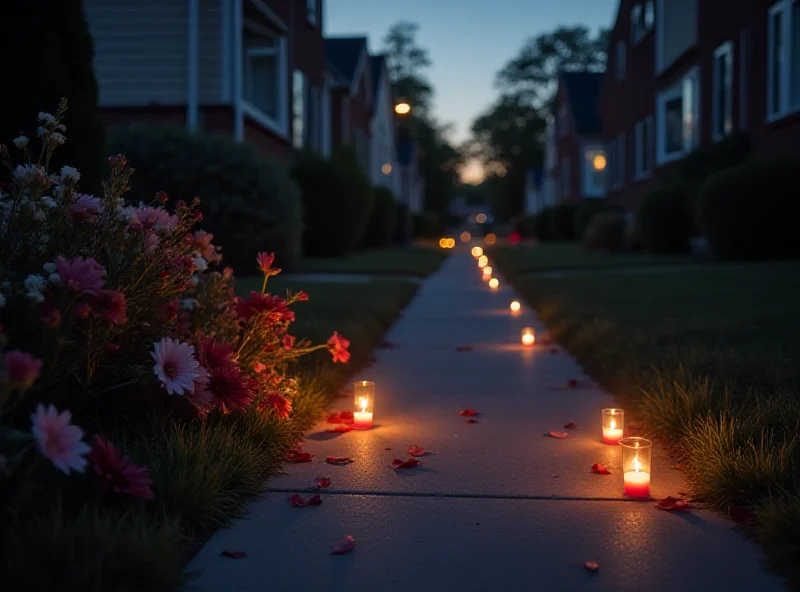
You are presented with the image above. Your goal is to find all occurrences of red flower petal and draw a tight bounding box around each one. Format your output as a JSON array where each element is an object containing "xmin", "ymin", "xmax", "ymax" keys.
[
  {"xmin": 466, "ymin": 418, "xmax": 479, "ymax": 424},
  {"xmin": 455, "ymin": 345, "xmax": 473, "ymax": 352},
  {"xmin": 591, "ymin": 463, "xmax": 612, "ymax": 475},
  {"xmin": 391, "ymin": 458, "xmax": 422, "ymax": 469},
  {"xmin": 316, "ymin": 476, "xmax": 332, "ymax": 488},
  {"xmin": 567, "ymin": 379, "xmax": 579, "ymax": 388},
  {"xmin": 286, "ymin": 449, "xmax": 313, "ymax": 463},
  {"xmin": 331, "ymin": 535, "xmax": 356, "ymax": 555},
  {"xmin": 221, "ymin": 550, "xmax": 247, "ymax": 559},
  {"xmin": 459, "ymin": 409, "xmax": 478, "ymax": 417},
  {"xmin": 546, "ymin": 431, "xmax": 569, "ymax": 439},
  {"xmin": 290, "ymin": 493, "xmax": 323, "ymax": 508},
  {"xmin": 407, "ymin": 445, "xmax": 426, "ymax": 457},
  {"xmin": 564, "ymin": 422, "xmax": 577, "ymax": 430},
  {"xmin": 584, "ymin": 561, "xmax": 600, "ymax": 572},
  {"xmin": 325, "ymin": 456, "xmax": 354, "ymax": 465},
  {"xmin": 656, "ymin": 496, "xmax": 692, "ymax": 511},
  {"xmin": 328, "ymin": 425, "xmax": 353, "ymax": 433}
]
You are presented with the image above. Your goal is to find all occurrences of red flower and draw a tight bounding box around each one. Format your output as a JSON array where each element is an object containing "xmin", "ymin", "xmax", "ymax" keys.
[
  {"xmin": 282, "ymin": 334, "xmax": 295, "ymax": 350},
  {"xmin": 91, "ymin": 290, "xmax": 127, "ymax": 325},
  {"xmin": 296, "ymin": 291, "xmax": 309, "ymax": 302},
  {"xmin": 198, "ymin": 337, "xmax": 235, "ymax": 369},
  {"xmin": 207, "ymin": 364, "xmax": 254, "ymax": 412},
  {"xmin": 89, "ymin": 435, "xmax": 154, "ymax": 500},
  {"xmin": 235, "ymin": 292, "xmax": 295, "ymax": 323},
  {"xmin": 252, "ymin": 361, "xmax": 267, "ymax": 374},
  {"xmin": 54, "ymin": 256, "xmax": 105, "ymax": 296},
  {"xmin": 40, "ymin": 305, "xmax": 61, "ymax": 328},
  {"xmin": 4, "ymin": 350, "xmax": 42, "ymax": 389},
  {"xmin": 73, "ymin": 301, "xmax": 92, "ymax": 319},
  {"xmin": 327, "ymin": 332, "xmax": 350, "ymax": 364},
  {"xmin": 261, "ymin": 392, "xmax": 292, "ymax": 419},
  {"xmin": 256, "ymin": 252, "xmax": 281, "ymax": 276}
]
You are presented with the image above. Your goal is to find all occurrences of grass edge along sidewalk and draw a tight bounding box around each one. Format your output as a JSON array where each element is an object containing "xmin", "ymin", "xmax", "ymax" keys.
[
  {"xmin": 491, "ymin": 245, "xmax": 800, "ymax": 590},
  {"xmin": 295, "ymin": 245, "xmax": 448, "ymax": 277}
]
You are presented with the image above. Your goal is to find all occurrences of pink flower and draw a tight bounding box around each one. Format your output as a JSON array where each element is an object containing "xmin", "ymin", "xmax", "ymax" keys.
[
  {"xmin": 30, "ymin": 404, "xmax": 91, "ymax": 474},
  {"xmin": 234, "ymin": 292, "xmax": 295, "ymax": 323},
  {"xmin": 261, "ymin": 392, "xmax": 292, "ymax": 419},
  {"xmin": 89, "ymin": 435, "xmax": 154, "ymax": 500},
  {"xmin": 69, "ymin": 194, "xmax": 102, "ymax": 222},
  {"xmin": 4, "ymin": 350, "xmax": 42, "ymax": 389},
  {"xmin": 144, "ymin": 231, "xmax": 160, "ymax": 255},
  {"xmin": 327, "ymin": 332, "xmax": 350, "ymax": 364},
  {"xmin": 198, "ymin": 337, "xmax": 235, "ymax": 369},
  {"xmin": 187, "ymin": 366, "xmax": 214, "ymax": 411},
  {"xmin": 127, "ymin": 205, "xmax": 177, "ymax": 230},
  {"xmin": 151, "ymin": 338, "xmax": 200, "ymax": 395},
  {"xmin": 256, "ymin": 252, "xmax": 281, "ymax": 277},
  {"xmin": 91, "ymin": 290, "xmax": 127, "ymax": 325},
  {"xmin": 54, "ymin": 256, "xmax": 105, "ymax": 296},
  {"xmin": 282, "ymin": 334, "xmax": 295, "ymax": 350},
  {"xmin": 207, "ymin": 365, "xmax": 254, "ymax": 413},
  {"xmin": 193, "ymin": 231, "xmax": 222, "ymax": 262}
]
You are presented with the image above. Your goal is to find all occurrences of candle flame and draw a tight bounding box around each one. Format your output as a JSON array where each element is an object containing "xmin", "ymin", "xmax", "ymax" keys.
[
  {"xmin": 358, "ymin": 397, "xmax": 368, "ymax": 413},
  {"xmin": 610, "ymin": 419, "xmax": 616, "ymax": 430},
  {"xmin": 634, "ymin": 456, "xmax": 641, "ymax": 473}
]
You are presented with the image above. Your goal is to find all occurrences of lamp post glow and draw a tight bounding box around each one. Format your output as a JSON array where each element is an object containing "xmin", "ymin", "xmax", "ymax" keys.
[
  {"xmin": 478, "ymin": 255, "xmax": 488, "ymax": 268},
  {"xmin": 471, "ymin": 246, "xmax": 483, "ymax": 258},
  {"xmin": 620, "ymin": 437, "xmax": 652, "ymax": 498},
  {"xmin": 510, "ymin": 300, "xmax": 521, "ymax": 313},
  {"xmin": 353, "ymin": 381, "xmax": 375, "ymax": 430},
  {"xmin": 602, "ymin": 408, "xmax": 624, "ymax": 444},
  {"xmin": 521, "ymin": 327, "xmax": 535, "ymax": 346},
  {"xmin": 489, "ymin": 278, "xmax": 499, "ymax": 289}
]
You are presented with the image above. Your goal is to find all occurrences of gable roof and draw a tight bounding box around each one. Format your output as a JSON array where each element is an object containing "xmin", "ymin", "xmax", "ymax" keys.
[
  {"xmin": 325, "ymin": 37, "xmax": 368, "ymax": 83},
  {"xmin": 561, "ymin": 71, "xmax": 604, "ymax": 136}
]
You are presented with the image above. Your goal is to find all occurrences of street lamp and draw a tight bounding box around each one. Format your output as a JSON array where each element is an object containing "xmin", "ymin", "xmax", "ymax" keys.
[{"xmin": 394, "ymin": 101, "xmax": 411, "ymax": 115}]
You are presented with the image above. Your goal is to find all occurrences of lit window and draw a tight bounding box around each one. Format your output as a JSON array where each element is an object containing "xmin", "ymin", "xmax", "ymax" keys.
[
  {"xmin": 381, "ymin": 162, "xmax": 392, "ymax": 175},
  {"xmin": 244, "ymin": 35, "xmax": 280, "ymax": 120},
  {"xmin": 584, "ymin": 149, "xmax": 606, "ymax": 196}
]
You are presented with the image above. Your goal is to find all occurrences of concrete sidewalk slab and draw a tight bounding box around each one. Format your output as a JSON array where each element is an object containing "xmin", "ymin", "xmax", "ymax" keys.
[{"xmin": 189, "ymin": 494, "xmax": 782, "ymax": 592}]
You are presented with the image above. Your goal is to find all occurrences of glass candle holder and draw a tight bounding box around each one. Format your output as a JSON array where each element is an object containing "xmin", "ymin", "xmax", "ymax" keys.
[
  {"xmin": 521, "ymin": 327, "xmax": 535, "ymax": 346},
  {"xmin": 471, "ymin": 246, "xmax": 483, "ymax": 258},
  {"xmin": 602, "ymin": 408, "xmax": 624, "ymax": 445},
  {"xmin": 353, "ymin": 381, "xmax": 375, "ymax": 429},
  {"xmin": 478, "ymin": 255, "xmax": 488, "ymax": 268},
  {"xmin": 620, "ymin": 437, "xmax": 652, "ymax": 498},
  {"xmin": 510, "ymin": 300, "xmax": 521, "ymax": 313},
  {"xmin": 489, "ymin": 278, "xmax": 499, "ymax": 289}
]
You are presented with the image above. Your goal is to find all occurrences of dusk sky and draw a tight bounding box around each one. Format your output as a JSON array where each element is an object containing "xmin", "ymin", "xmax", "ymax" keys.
[{"xmin": 326, "ymin": 0, "xmax": 617, "ymax": 153}]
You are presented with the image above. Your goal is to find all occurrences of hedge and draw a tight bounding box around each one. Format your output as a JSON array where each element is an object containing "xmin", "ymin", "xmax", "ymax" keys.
[
  {"xmin": 412, "ymin": 211, "xmax": 439, "ymax": 238},
  {"xmin": 361, "ymin": 186, "xmax": 398, "ymax": 248},
  {"xmin": 698, "ymin": 158, "xmax": 800, "ymax": 260},
  {"xmin": 575, "ymin": 201, "xmax": 616, "ymax": 240},
  {"xmin": 582, "ymin": 211, "xmax": 627, "ymax": 252},
  {"xmin": 534, "ymin": 208, "xmax": 555, "ymax": 241},
  {"xmin": 394, "ymin": 202, "xmax": 411, "ymax": 244},
  {"xmin": 108, "ymin": 124, "xmax": 302, "ymax": 271},
  {"xmin": 637, "ymin": 181, "xmax": 694, "ymax": 254},
  {"xmin": 551, "ymin": 204, "xmax": 578, "ymax": 241}
]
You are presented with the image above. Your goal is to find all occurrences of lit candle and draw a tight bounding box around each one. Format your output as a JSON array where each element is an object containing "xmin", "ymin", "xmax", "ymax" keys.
[
  {"xmin": 483, "ymin": 266, "xmax": 492, "ymax": 277},
  {"xmin": 521, "ymin": 327, "xmax": 535, "ymax": 346},
  {"xmin": 471, "ymin": 246, "xmax": 483, "ymax": 258},
  {"xmin": 510, "ymin": 300, "xmax": 521, "ymax": 313},
  {"xmin": 353, "ymin": 381, "xmax": 375, "ymax": 430},
  {"xmin": 601, "ymin": 408, "xmax": 624, "ymax": 445},
  {"xmin": 489, "ymin": 278, "xmax": 499, "ymax": 289},
  {"xmin": 620, "ymin": 437, "xmax": 652, "ymax": 498},
  {"xmin": 478, "ymin": 255, "xmax": 488, "ymax": 268}
]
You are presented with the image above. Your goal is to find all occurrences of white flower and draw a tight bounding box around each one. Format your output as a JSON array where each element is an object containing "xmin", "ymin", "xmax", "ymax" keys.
[
  {"xmin": 60, "ymin": 166, "xmax": 80, "ymax": 182},
  {"xmin": 13, "ymin": 136, "xmax": 29, "ymax": 149},
  {"xmin": 48, "ymin": 273, "xmax": 60, "ymax": 284},
  {"xmin": 37, "ymin": 112, "xmax": 55, "ymax": 123},
  {"xmin": 181, "ymin": 298, "xmax": 199, "ymax": 311},
  {"xmin": 24, "ymin": 274, "xmax": 46, "ymax": 293},
  {"xmin": 13, "ymin": 164, "xmax": 45, "ymax": 184},
  {"xmin": 0, "ymin": 294, "xmax": 5, "ymax": 308},
  {"xmin": 41, "ymin": 196, "xmax": 56, "ymax": 208},
  {"xmin": 192, "ymin": 255, "xmax": 208, "ymax": 272},
  {"xmin": 37, "ymin": 126, "xmax": 45, "ymax": 138},
  {"xmin": 43, "ymin": 262, "xmax": 57, "ymax": 274},
  {"xmin": 50, "ymin": 133, "xmax": 65, "ymax": 145},
  {"xmin": 55, "ymin": 123, "xmax": 66, "ymax": 132},
  {"xmin": 151, "ymin": 338, "xmax": 200, "ymax": 396}
]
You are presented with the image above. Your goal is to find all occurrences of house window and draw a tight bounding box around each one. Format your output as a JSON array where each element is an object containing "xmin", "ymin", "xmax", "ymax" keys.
[
  {"xmin": 740, "ymin": 28, "xmax": 749, "ymax": 129},
  {"xmin": 616, "ymin": 41, "xmax": 627, "ymax": 80},
  {"xmin": 292, "ymin": 71, "xmax": 306, "ymax": 150},
  {"xmin": 712, "ymin": 42, "xmax": 733, "ymax": 140},
  {"xmin": 307, "ymin": 0, "xmax": 318, "ymax": 25},
  {"xmin": 767, "ymin": 0, "xmax": 800, "ymax": 119},
  {"xmin": 634, "ymin": 116, "xmax": 653, "ymax": 178},
  {"xmin": 644, "ymin": 0, "xmax": 655, "ymax": 31},
  {"xmin": 583, "ymin": 148, "xmax": 606, "ymax": 196},
  {"xmin": 616, "ymin": 132, "xmax": 625, "ymax": 186},
  {"xmin": 656, "ymin": 68, "xmax": 699, "ymax": 163},
  {"xmin": 631, "ymin": 5, "xmax": 644, "ymax": 44},
  {"xmin": 562, "ymin": 157, "xmax": 571, "ymax": 198},
  {"xmin": 243, "ymin": 34, "xmax": 283, "ymax": 123}
]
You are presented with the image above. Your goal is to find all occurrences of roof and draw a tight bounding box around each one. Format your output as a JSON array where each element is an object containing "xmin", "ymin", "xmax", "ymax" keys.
[
  {"xmin": 561, "ymin": 71, "xmax": 604, "ymax": 136},
  {"xmin": 324, "ymin": 37, "xmax": 368, "ymax": 83}
]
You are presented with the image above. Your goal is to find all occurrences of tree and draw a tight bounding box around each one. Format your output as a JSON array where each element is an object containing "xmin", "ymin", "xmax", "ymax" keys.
[
  {"xmin": 0, "ymin": 0, "xmax": 106, "ymax": 189},
  {"xmin": 382, "ymin": 22, "xmax": 434, "ymax": 117}
]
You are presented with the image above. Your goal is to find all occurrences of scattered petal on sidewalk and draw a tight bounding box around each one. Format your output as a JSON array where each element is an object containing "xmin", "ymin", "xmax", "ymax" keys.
[
  {"xmin": 591, "ymin": 463, "xmax": 612, "ymax": 475},
  {"xmin": 466, "ymin": 418, "xmax": 479, "ymax": 424},
  {"xmin": 546, "ymin": 431, "xmax": 569, "ymax": 439},
  {"xmin": 327, "ymin": 411, "xmax": 354, "ymax": 424},
  {"xmin": 286, "ymin": 449, "xmax": 313, "ymax": 463},
  {"xmin": 584, "ymin": 561, "xmax": 600, "ymax": 572},
  {"xmin": 548, "ymin": 379, "xmax": 580, "ymax": 391},
  {"xmin": 384, "ymin": 447, "xmax": 392, "ymax": 451},
  {"xmin": 459, "ymin": 409, "xmax": 479, "ymax": 417},
  {"xmin": 316, "ymin": 476, "xmax": 332, "ymax": 488},
  {"xmin": 455, "ymin": 345, "xmax": 473, "ymax": 352},
  {"xmin": 656, "ymin": 496, "xmax": 692, "ymax": 511},
  {"xmin": 220, "ymin": 550, "xmax": 247, "ymax": 559},
  {"xmin": 325, "ymin": 456, "xmax": 354, "ymax": 465},
  {"xmin": 407, "ymin": 445, "xmax": 426, "ymax": 457},
  {"xmin": 328, "ymin": 425, "xmax": 353, "ymax": 433},
  {"xmin": 392, "ymin": 458, "xmax": 422, "ymax": 469},
  {"xmin": 378, "ymin": 340, "xmax": 396, "ymax": 349},
  {"xmin": 564, "ymin": 422, "xmax": 577, "ymax": 430},
  {"xmin": 331, "ymin": 535, "xmax": 356, "ymax": 555},
  {"xmin": 290, "ymin": 493, "xmax": 323, "ymax": 508}
]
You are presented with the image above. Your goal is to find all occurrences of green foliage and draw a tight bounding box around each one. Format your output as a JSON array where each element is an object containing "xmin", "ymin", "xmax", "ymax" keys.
[
  {"xmin": 291, "ymin": 147, "xmax": 375, "ymax": 257},
  {"xmin": 680, "ymin": 132, "xmax": 750, "ymax": 183},
  {"xmin": 0, "ymin": 0, "xmax": 107, "ymax": 190},
  {"xmin": 412, "ymin": 211, "xmax": 439, "ymax": 238},
  {"xmin": 394, "ymin": 202, "xmax": 411, "ymax": 243},
  {"xmin": 582, "ymin": 211, "xmax": 626, "ymax": 252},
  {"xmin": 361, "ymin": 186, "xmax": 398, "ymax": 248},
  {"xmin": 637, "ymin": 181, "xmax": 694, "ymax": 254},
  {"xmin": 550, "ymin": 204, "xmax": 577, "ymax": 241},
  {"xmin": 533, "ymin": 208, "xmax": 555, "ymax": 241},
  {"xmin": 575, "ymin": 200, "xmax": 615, "ymax": 239},
  {"xmin": 756, "ymin": 495, "xmax": 800, "ymax": 590},
  {"xmin": 698, "ymin": 158, "xmax": 800, "ymax": 261},
  {"xmin": 3, "ymin": 504, "xmax": 187, "ymax": 592},
  {"xmin": 108, "ymin": 124, "xmax": 302, "ymax": 271}
]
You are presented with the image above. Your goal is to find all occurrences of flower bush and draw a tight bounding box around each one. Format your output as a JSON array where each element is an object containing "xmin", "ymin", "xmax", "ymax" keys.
[{"xmin": 0, "ymin": 101, "xmax": 349, "ymax": 586}]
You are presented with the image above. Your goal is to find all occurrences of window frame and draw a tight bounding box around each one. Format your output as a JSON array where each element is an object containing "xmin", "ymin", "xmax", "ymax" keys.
[
  {"xmin": 241, "ymin": 32, "xmax": 288, "ymax": 138},
  {"xmin": 656, "ymin": 67, "xmax": 699, "ymax": 164},
  {"xmin": 766, "ymin": 0, "xmax": 800, "ymax": 121},
  {"xmin": 292, "ymin": 70, "xmax": 307, "ymax": 150},
  {"xmin": 631, "ymin": 5, "xmax": 643, "ymax": 45},
  {"xmin": 712, "ymin": 41, "xmax": 734, "ymax": 141},
  {"xmin": 644, "ymin": 0, "xmax": 655, "ymax": 32},
  {"xmin": 582, "ymin": 147, "xmax": 606, "ymax": 197},
  {"xmin": 306, "ymin": 0, "xmax": 318, "ymax": 26}
]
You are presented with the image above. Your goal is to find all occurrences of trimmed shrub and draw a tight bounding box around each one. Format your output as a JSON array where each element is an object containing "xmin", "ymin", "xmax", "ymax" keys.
[
  {"xmin": 393, "ymin": 202, "xmax": 411, "ymax": 244},
  {"xmin": 291, "ymin": 147, "xmax": 374, "ymax": 257},
  {"xmin": 108, "ymin": 124, "xmax": 302, "ymax": 271},
  {"xmin": 681, "ymin": 132, "xmax": 751, "ymax": 183},
  {"xmin": 533, "ymin": 208, "xmax": 555, "ymax": 241},
  {"xmin": 575, "ymin": 201, "xmax": 616, "ymax": 240},
  {"xmin": 637, "ymin": 181, "xmax": 694, "ymax": 254},
  {"xmin": 550, "ymin": 204, "xmax": 577, "ymax": 241},
  {"xmin": 361, "ymin": 186, "xmax": 398, "ymax": 248},
  {"xmin": 582, "ymin": 211, "xmax": 627, "ymax": 252},
  {"xmin": 412, "ymin": 211, "xmax": 439, "ymax": 238},
  {"xmin": 698, "ymin": 158, "xmax": 800, "ymax": 260}
]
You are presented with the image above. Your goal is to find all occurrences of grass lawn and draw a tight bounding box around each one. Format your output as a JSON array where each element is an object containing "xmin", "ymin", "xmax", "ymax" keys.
[
  {"xmin": 295, "ymin": 245, "xmax": 448, "ymax": 277},
  {"xmin": 492, "ymin": 244, "xmax": 800, "ymax": 587}
]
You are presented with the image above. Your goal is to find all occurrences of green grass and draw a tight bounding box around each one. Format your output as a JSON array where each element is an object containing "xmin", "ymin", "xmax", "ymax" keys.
[
  {"xmin": 492, "ymin": 247, "xmax": 800, "ymax": 586},
  {"xmin": 295, "ymin": 245, "xmax": 448, "ymax": 277}
]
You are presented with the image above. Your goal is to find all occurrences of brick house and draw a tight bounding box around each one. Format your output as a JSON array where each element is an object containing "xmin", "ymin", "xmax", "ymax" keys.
[
  {"xmin": 539, "ymin": 71, "xmax": 607, "ymax": 213},
  {"xmin": 600, "ymin": 0, "xmax": 800, "ymax": 211},
  {"xmin": 84, "ymin": 0, "xmax": 329, "ymax": 162},
  {"xmin": 324, "ymin": 36, "xmax": 374, "ymax": 174}
]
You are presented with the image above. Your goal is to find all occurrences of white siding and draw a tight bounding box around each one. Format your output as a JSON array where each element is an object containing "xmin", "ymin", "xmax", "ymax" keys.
[
  {"xmin": 199, "ymin": 0, "xmax": 222, "ymax": 103},
  {"xmin": 370, "ymin": 72, "xmax": 398, "ymax": 194},
  {"xmin": 85, "ymin": 0, "xmax": 189, "ymax": 106}
]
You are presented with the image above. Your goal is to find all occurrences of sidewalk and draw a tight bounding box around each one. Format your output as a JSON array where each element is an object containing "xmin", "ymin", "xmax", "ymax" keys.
[{"xmin": 188, "ymin": 250, "xmax": 782, "ymax": 592}]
